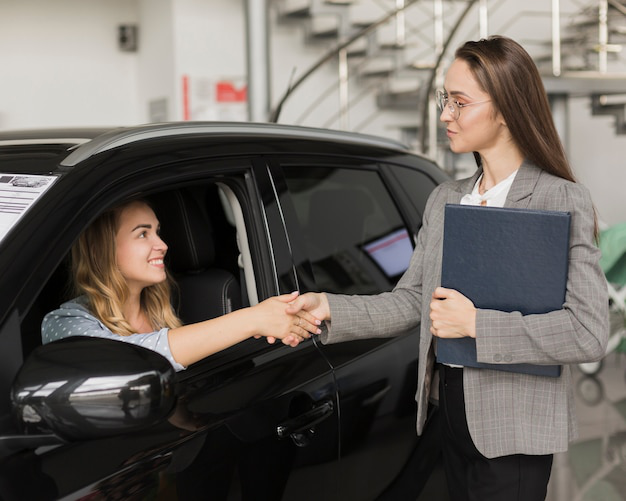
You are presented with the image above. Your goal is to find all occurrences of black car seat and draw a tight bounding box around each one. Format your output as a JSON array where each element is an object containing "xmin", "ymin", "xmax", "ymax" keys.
[{"xmin": 154, "ymin": 190, "xmax": 242, "ymax": 324}]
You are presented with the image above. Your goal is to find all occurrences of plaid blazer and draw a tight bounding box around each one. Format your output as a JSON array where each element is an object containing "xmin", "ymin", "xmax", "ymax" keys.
[{"xmin": 321, "ymin": 160, "xmax": 609, "ymax": 458}]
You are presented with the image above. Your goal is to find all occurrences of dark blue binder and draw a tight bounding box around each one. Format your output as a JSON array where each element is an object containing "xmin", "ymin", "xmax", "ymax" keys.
[{"xmin": 437, "ymin": 204, "xmax": 571, "ymax": 377}]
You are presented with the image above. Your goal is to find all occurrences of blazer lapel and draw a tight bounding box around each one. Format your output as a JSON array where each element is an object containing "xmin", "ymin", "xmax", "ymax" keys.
[
  {"xmin": 429, "ymin": 169, "xmax": 482, "ymax": 277},
  {"xmin": 504, "ymin": 160, "xmax": 543, "ymax": 209},
  {"xmin": 448, "ymin": 168, "xmax": 481, "ymax": 204},
  {"xmin": 442, "ymin": 160, "xmax": 543, "ymax": 209}
]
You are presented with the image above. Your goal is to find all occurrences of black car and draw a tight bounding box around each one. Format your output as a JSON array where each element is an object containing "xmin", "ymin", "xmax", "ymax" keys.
[{"xmin": 0, "ymin": 122, "xmax": 449, "ymax": 500}]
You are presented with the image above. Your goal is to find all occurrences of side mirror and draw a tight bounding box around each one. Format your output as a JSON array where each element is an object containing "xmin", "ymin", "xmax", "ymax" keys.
[{"xmin": 11, "ymin": 337, "xmax": 177, "ymax": 441}]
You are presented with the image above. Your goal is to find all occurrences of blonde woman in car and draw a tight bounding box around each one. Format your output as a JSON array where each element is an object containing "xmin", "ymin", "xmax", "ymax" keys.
[{"xmin": 42, "ymin": 199, "xmax": 319, "ymax": 370}]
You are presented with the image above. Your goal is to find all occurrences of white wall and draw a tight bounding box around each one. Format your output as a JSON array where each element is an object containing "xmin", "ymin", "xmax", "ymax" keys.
[
  {"xmin": 0, "ymin": 0, "xmax": 247, "ymax": 126},
  {"xmin": 137, "ymin": 0, "xmax": 176, "ymax": 122},
  {"xmin": 171, "ymin": 0, "xmax": 247, "ymax": 121},
  {"xmin": 0, "ymin": 0, "xmax": 139, "ymax": 128},
  {"xmin": 0, "ymin": 0, "xmax": 624, "ymax": 224},
  {"xmin": 569, "ymin": 97, "xmax": 626, "ymax": 227}
]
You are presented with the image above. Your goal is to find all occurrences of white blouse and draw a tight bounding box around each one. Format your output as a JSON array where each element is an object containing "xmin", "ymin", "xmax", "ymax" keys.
[{"xmin": 460, "ymin": 169, "xmax": 518, "ymax": 208}]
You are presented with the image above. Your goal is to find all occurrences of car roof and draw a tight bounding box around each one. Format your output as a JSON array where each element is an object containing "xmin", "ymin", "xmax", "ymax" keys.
[
  {"xmin": 61, "ymin": 122, "xmax": 414, "ymax": 166},
  {"xmin": 0, "ymin": 127, "xmax": 112, "ymax": 142},
  {"xmin": 0, "ymin": 122, "xmax": 417, "ymax": 172}
]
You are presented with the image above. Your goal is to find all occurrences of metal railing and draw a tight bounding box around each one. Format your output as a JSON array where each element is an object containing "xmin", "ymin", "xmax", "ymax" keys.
[{"xmin": 269, "ymin": 0, "xmax": 626, "ymax": 160}]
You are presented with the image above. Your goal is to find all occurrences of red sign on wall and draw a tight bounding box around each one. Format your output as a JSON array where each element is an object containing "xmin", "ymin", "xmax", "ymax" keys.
[{"xmin": 216, "ymin": 81, "xmax": 247, "ymax": 103}]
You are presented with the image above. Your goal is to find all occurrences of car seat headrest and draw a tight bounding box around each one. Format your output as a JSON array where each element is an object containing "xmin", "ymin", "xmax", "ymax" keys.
[{"xmin": 152, "ymin": 191, "xmax": 216, "ymax": 273}]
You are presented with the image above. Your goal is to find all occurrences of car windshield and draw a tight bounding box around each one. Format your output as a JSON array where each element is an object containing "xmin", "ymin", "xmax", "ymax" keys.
[{"xmin": 0, "ymin": 172, "xmax": 57, "ymax": 244}]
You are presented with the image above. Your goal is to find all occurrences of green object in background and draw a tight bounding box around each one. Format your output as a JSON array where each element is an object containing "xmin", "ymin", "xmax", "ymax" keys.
[
  {"xmin": 618, "ymin": 337, "xmax": 626, "ymax": 354},
  {"xmin": 599, "ymin": 224, "xmax": 626, "ymax": 353},
  {"xmin": 599, "ymin": 223, "xmax": 626, "ymax": 287}
]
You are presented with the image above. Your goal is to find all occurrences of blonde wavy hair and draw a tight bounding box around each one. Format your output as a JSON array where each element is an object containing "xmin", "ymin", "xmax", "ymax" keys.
[{"xmin": 72, "ymin": 200, "xmax": 182, "ymax": 336}]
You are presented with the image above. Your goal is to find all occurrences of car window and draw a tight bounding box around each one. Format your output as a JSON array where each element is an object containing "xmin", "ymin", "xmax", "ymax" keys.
[
  {"xmin": 19, "ymin": 181, "xmax": 256, "ymax": 364},
  {"xmin": 386, "ymin": 162, "xmax": 439, "ymax": 221},
  {"xmin": 282, "ymin": 166, "xmax": 413, "ymax": 294}
]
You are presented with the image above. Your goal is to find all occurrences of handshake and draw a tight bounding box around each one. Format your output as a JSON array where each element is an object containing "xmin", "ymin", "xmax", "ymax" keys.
[{"xmin": 251, "ymin": 291, "xmax": 330, "ymax": 347}]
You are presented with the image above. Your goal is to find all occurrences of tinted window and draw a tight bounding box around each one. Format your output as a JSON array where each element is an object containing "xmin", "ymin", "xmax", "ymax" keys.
[
  {"xmin": 283, "ymin": 166, "xmax": 412, "ymax": 294},
  {"xmin": 387, "ymin": 162, "xmax": 439, "ymax": 220}
]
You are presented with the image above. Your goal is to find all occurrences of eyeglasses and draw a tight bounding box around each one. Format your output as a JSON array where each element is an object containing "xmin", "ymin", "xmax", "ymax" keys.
[{"xmin": 435, "ymin": 90, "xmax": 491, "ymax": 120}]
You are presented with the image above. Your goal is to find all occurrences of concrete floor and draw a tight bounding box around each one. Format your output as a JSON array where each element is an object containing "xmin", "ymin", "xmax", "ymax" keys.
[
  {"xmin": 417, "ymin": 348, "xmax": 626, "ymax": 501},
  {"xmin": 547, "ymin": 351, "xmax": 626, "ymax": 501}
]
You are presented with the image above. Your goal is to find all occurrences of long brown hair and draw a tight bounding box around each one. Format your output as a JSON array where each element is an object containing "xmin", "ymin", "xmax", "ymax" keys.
[
  {"xmin": 455, "ymin": 36, "xmax": 574, "ymax": 182},
  {"xmin": 72, "ymin": 200, "xmax": 182, "ymax": 335},
  {"xmin": 456, "ymin": 36, "xmax": 598, "ymax": 237}
]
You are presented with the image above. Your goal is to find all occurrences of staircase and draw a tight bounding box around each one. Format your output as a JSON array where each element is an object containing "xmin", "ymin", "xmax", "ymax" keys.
[
  {"xmin": 269, "ymin": 0, "xmax": 626, "ymax": 172},
  {"xmin": 555, "ymin": 0, "xmax": 626, "ymax": 136},
  {"xmin": 592, "ymin": 94, "xmax": 626, "ymax": 134}
]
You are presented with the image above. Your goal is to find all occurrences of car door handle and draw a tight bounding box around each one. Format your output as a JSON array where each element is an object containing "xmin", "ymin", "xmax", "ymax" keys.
[{"xmin": 276, "ymin": 400, "xmax": 334, "ymax": 440}]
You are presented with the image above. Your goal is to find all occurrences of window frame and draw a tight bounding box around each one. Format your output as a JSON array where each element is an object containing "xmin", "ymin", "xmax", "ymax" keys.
[
  {"xmin": 9, "ymin": 154, "xmax": 304, "ymax": 385},
  {"xmin": 267, "ymin": 155, "xmax": 419, "ymax": 295}
]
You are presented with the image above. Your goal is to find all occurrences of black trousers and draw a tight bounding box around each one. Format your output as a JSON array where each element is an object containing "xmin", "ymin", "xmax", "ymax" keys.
[{"xmin": 438, "ymin": 364, "xmax": 553, "ymax": 501}]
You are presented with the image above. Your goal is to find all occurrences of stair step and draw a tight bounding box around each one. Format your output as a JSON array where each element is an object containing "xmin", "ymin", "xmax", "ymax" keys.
[
  {"xmin": 347, "ymin": 47, "xmax": 368, "ymax": 58},
  {"xmin": 347, "ymin": 39, "xmax": 418, "ymax": 59},
  {"xmin": 305, "ymin": 13, "xmax": 342, "ymax": 41},
  {"xmin": 406, "ymin": 61, "xmax": 435, "ymax": 71},
  {"xmin": 592, "ymin": 100, "xmax": 626, "ymax": 116},
  {"xmin": 542, "ymin": 74, "xmax": 626, "ymax": 94},
  {"xmin": 379, "ymin": 42, "xmax": 409, "ymax": 51},
  {"xmin": 591, "ymin": 94, "xmax": 626, "ymax": 135},
  {"xmin": 361, "ymin": 68, "xmax": 395, "ymax": 78},
  {"xmin": 352, "ymin": 20, "xmax": 373, "ymax": 28},
  {"xmin": 594, "ymin": 93, "xmax": 626, "ymax": 104},
  {"xmin": 343, "ymin": 37, "xmax": 369, "ymax": 58},
  {"xmin": 282, "ymin": 6, "xmax": 312, "ymax": 19},
  {"xmin": 377, "ymin": 89, "xmax": 421, "ymax": 109},
  {"xmin": 309, "ymin": 27, "xmax": 340, "ymax": 39}
]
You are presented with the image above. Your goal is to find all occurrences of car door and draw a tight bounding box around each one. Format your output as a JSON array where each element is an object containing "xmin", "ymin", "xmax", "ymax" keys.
[
  {"xmin": 267, "ymin": 154, "xmax": 444, "ymax": 499},
  {"xmin": 0, "ymin": 147, "xmax": 342, "ymax": 500}
]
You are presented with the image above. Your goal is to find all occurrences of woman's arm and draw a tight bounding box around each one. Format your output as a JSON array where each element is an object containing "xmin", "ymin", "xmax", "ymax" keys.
[
  {"xmin": 286, "ymin": 183, "xmax": 450, "ymax": 344},
  {"xmin": 42, "ymin": 300, "xmax": 186, "ymax": 371},
  {"xmin": 167, "ymin": 292, "xmax": 321, "ymax": 367},
  {"xmin": 43, "ymin": 293, "xmax": 321, "ymax": 371}
]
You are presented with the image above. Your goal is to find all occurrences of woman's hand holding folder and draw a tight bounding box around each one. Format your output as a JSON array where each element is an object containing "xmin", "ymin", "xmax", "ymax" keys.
[{"xmin": 430, "ymin": 286, "xmax": 477, "ymax": 339}]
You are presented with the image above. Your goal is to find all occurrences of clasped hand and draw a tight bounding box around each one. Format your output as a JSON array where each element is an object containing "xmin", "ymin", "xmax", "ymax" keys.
[
  {"xmin": 429, "ymin": 287, "xmax": 477, "ymax": 339},
  {"xmin": 254, "ymin": 291, "xmax": 323, "ymax": 347}
]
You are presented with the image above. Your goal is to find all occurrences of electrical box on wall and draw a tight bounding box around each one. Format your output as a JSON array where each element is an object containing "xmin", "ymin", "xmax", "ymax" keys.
[{"xmin": 118, "ymin": 25, "xmax": 138, "ymax": 52}]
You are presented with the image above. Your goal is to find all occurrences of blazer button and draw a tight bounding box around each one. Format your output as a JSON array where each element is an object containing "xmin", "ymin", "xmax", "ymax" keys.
[
  {"xmin": 504, "ymin": 355, "xmax": 513, "ymax": 362},
  {"xmin": 494, "ymin": 354, "xmax": 502, "ymax": 362}
]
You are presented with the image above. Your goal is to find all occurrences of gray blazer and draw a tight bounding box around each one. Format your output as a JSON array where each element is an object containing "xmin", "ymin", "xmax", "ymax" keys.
[{"xmin": 321, "ymin": 160, "xmax": 609, "ymax": 458}]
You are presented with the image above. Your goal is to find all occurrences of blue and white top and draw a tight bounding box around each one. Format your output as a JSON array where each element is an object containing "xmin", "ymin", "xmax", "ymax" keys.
[{"xmin": 41, "ymin": 296, "xmax": 185, "ymax": 371}]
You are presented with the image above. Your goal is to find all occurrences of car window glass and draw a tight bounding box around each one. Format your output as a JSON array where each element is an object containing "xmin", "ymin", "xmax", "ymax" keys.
[
  {"xmin": 388, "ymin": 163, "xmax": 438, "ymax": 218},
  {"xmin": 283, "ymin": 166, "xmax": 412, "ymax": 294}
]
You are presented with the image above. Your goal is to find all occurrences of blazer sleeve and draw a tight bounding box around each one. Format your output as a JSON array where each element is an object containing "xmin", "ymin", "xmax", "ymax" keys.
[{"xmin": 475, "ymin": 181, "xmax": 610, "ymax": 365}]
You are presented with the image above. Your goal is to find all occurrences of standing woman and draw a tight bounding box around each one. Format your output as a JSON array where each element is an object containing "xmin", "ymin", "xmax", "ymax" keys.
[
  {"xmin": 42, "ymin": 199, "xmax": 319, "ymax": 371},
  {"xmin": 288, "ymin": 36, "xmax": 609, "ymax": 500}
]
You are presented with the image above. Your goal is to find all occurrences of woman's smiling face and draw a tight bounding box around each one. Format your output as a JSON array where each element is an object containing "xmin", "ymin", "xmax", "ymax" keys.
[
  {"xmin": 115, "ymin": 201, "xmax": 168, "ymax": 295},
  {"xmin": 440, "ymin": 58, "xmax": 507, "ymax": 155}
]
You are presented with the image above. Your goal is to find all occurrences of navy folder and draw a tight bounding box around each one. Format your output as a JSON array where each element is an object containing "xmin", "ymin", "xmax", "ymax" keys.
[{"xmin": 436, "ymin": 204, "xmax": 571, "ymax": 377}]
